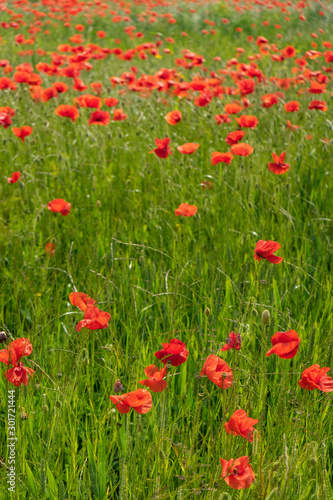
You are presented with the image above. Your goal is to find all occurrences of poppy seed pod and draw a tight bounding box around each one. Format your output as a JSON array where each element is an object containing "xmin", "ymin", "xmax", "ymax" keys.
[
  {"xmin": 205, "ymin": 307, "xmax": 211, "ymax": 317},
  {"xmin": 262, "ymin": 310, "xmax": 270, "ymax": 325}
]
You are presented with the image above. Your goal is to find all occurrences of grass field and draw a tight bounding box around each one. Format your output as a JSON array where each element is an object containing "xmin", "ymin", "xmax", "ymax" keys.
[{"xmin": 0, "ymin": 0, "xmax": 333, "ymax": 498}]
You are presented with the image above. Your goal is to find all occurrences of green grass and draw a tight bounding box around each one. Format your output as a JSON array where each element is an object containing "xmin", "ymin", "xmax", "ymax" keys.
[{"xmin": 0, "ymin": 0, "xmax": 332, "ymax": 498}]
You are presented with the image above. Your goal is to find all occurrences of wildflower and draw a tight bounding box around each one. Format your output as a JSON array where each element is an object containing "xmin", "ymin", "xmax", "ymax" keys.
[
  {"xmin": 299, "ymin": 365, "xmax": 333, "ymax": 392},
  {"xmin": 150, "ymin": 138, "xmax": 172, "ymax": 158},
  {"xmin": 54, "ymin": 104, "xmax": 79, "ymax": 122},
  {"xmin": 104, "ymin": 97, "xmax": 119, "ymax": 107},
  {"xmin": 254, "ymin": 240, "xmax": 283, "ymax": 264},
  {"xmin": 88, "ymin": 110, "xmax": 110, "ymax": 126},
  {"xmin": 113, "ymin": 108, "xmax": 127, "ymax": 121},
  {"xmin": 221, "ymin": 332, "xmax": 241, "ymax": 351},
  {"xmin": 177, "ymin": 143, "xmax": 200, "ymax": 154},
  {"xmin": 47, "ymin": 199, "xmax": 71, "ymax": 216},
  {"xmin": 284, "ymin": 101, "xmax": 300, "ymax": 113},
  {"xmin": 211, "ymin": 152, "xmax": 233, "ymax": 165},
  {"xmin": 220, "ymin": 456, "xmax": 255, "ymax": 489},
  {"xmin": 45, "ymin": 243, "xmax": 55, "ymax": 256},
  {"xmin": 200, "ymin": 354, "xmax": 233, "ymax": 389},
  {"xmin": 165, "ymin": 110, "xmax": 182, "ymax": 125},
  {"xmin": 0, "ymin": 338, "xmax": 35, "ymax": 387},
  {"xmin": 287, "ymin": 120, "xmax": 300, "ymax": 131},
  {"xmin": 139, "ymin": 365, "xmax": 167, "ymax": 392},
  {"xmin": 225, "ymin": 103, "xmax": 242, "ymax": 114},
  {"xmin": 224, "ymin": 409, "xmax": 258, "ymax": 442},
  {"xmin": 174, "ymin": 203, "xmax": 197, "ymax": 217},
  {"xmin": 268, "ymin": 152, "xmax": 290, "ymax": 175},
  {"xmin": 235, "ymin": 115, "xmax": 258, "ymax": 129},
  {"xmin": 69, "ymin": 292, "xmax": 96, "ymax": 311},
  {"xmin": 12, "ymin": 126, "xmax": 33, "ymax": 142},
  {"xmin": 75, "ymin": 304, "xmax": 110, "ymax": 332},
  {"xmin": 7, "ymin": 172, "xmax": 21, "ymax": 184},
  {"xmin": 231, "ymin": 143, "xmax": 254, "ymax": 157},
  {"xmin": 308, "ymin": 100, "xmax": 327, "ymax": 112},
  {"xmin": 266, "ymin": 330, "xmax": 300, "ymax": 359},
  {"xmin": 155, "ymin": 338, "xmax": 188, "ymax": 366},
  {"xmin": 215, "ymin": 113, "xmax": 231, "ymax": 125},
  {"xmin": 226, "ymin": 131, "xmax": 245, "ymax": 145},
  {"xmin": 110, "ymin": 388, "xmax": 152, "ymax": 414}
]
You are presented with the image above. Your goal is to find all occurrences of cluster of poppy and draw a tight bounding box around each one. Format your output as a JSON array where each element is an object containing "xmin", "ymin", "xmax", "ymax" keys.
[{"xmin": 2, "ymin": 0, "xmax": 332, "ymax": 492}]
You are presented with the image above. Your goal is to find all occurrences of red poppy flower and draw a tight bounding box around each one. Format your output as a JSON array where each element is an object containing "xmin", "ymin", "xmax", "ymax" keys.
[
  {"xmin": 194, "ymin": 90, "xmax": 212, "ymax": 107},
  {"xmin": 268, "ymin": 152, "xmax": 290, "ymax": 175},
  {"xmin": 221, "ymin": 331, "xmax": 241, "ymax": 351},
  {"xmin": 286, "ymin": 120, "xmax": 300, "ymax": 132},
  {"xmin": 47, "ymin": 199, "xmax": 71, "ymax": 216},
  {"xmin": 254, "ymin": 240, "xmax": 283, "ymax": 264},
  {"xmin": 266, "ymin": 330, "xmax": 300, "ymax": 359},
  {"xmin": 200, "ymin": 354, "xmax": 233, "ymax": 389},
  {"xmin": 261, "ymin": 93, "xmax": 279, "ymax": 108},
  {"xmin": 211, "ymin": 151, "xmax": 233, "ymax": 165},
  {"xmin": 0, "ymin": 338, "xmax": 35, "ymax": 387},
  {"xmin": 88, "ymin": 110, "xmax": 110, "ymax": 126},
  {"xmin": 110, "ymin": 388, "xmax": 152, "ymax": 414},
  {"xmin": 150, "ymin": 138, "xmax": 172, "ymax": 159},
  {"xmin": 104, "ymin": 97, "xmax": 119, "ymax": 107},
  {"xmin": 155, "ymin": 338, "xmax": 188, "ymax": 366},
  {"xmin": 224, "ymin": 409, "xmax": 258, "ymax": 442},
  {"xmin": 12, "ymin": 126, "xmax": 33, "ymax": 142},
  {"xmin": 69, "ymin": 292, "xmax": 96, "ymax": 312},
  {"xmin": 113, "ymin": 108, "xmax": 127, "ymax": 121},
  {"xmin": 45, "ymin": 242, "xmax": 55, "ymax": 256},
  {"xmin": 7, "ymin": 172, "xmax": 21, "ymax": 184},
  {"xmin": 0, "ymin": 112, "xmax": 12, "ymax": 128},
  {"xmin": 55, "ymin": 104, "xmax": 79, "ymax": 122},
  {"xmin": 307, "ymin": 81, "xmax": 326, "ymax": 94},
  {"xmin": 226, "ymin": 131, "xmax": 245, "ymax": 145},
  {"xmin": 284, "ymin": 45, "xmax": 296, "ymax": 58},
  {"xmin": 174, "ymin": 203, "xmax": 197, "ymax": 217},
  {"xmin": 138, "ymin": 365, "xmax": 167, "ymax": 392},
  {"xmin": 177, "ymin": 143, "xmax": 200, "ymax": 154},
  {"xmin": 235, "ymin": 115, "xmax": 258, "ymax": 129},
  {"xmin": 41, "ymin": 87, "xmax": 58, "ymax": 103},
  {"xmin": 165, "ymin": 110, "xmax": 182, "ymax": 125},
  {"xmin": 308, "ymin": 100, "xmax": 327, "ymax": 112},
  {"xmin": 215, "ymin": 113, "xmax": 232, "ymax": 125},
  {"xmin": 284, "ymin": 101, "xmax": 300, "ymax": 113},
  {"xmin": 52, "ymin": 81, "xmax": 68, "ymax": 93},
  {"xmin": 74, "ymin": 94, "xmax": 103, "ymax": 109},
  {"xmin": 224, "ymin": 103, "xmax": 242, "ymax": 114},
  {"xmin": 220, "ymin": 456, "xmax": 255, "ymax": 490},
  {"xmin": 299, "ymin": 365, "xmax": 333, "ymax": 392},
  {"xmin": 231, "ymin": 143, "xmax": 254, "ymax": 157},
  {"xmin": 75, "ymin": 304, "xmax": 111, "ymax": 332}
]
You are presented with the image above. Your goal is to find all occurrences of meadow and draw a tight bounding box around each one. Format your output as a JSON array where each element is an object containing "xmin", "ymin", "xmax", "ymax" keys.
[{"xmin": 0, "ymin": 0, "xmax": 333, "ymax": 498}]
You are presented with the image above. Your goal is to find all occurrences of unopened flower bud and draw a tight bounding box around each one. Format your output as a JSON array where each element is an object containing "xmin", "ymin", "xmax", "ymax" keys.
[
  {"xmin": 262, "ymin": 310, "xmax": 270, "ymax": 325},
  {"xmin": 204, "ymin": 307, "xmax": 210, "ymax": 317},
  {"xmin": 0, "ymin": 332, "xmax": 7, "ymax": 343}
]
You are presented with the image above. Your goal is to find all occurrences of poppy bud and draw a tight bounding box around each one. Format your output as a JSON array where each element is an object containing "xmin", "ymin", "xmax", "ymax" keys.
[
  {"xmin": 41, "ymin": 405, "xmax": 49, "ymax": 414},
  {"xmin": 55, "ymin": 400, "xmax": 62, "ymax": 408},
  {"xmin": 309, "ymin": 456, "xmax": 317, "ymax": 467},
  {"xmin": 0, "ymin": 332, "xmax": 7, "ymax": 343},
  {"xmin": 58, "ymin": 372, "xmax": 62, "ymax": 378},
  {"xmin": 117, "ymin": 422, "xmax": 122, "ymax": 428},
  {"xmin": 205, "ymin": 307, "xmax": 210, "ymax": 317},
  {"xmin": 174, "ymin": 426, "xmax": 180, "ymax": 436},
  {"xmin": 262, "ymin": 310, "xmax": 270, "ymax": 325}
]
